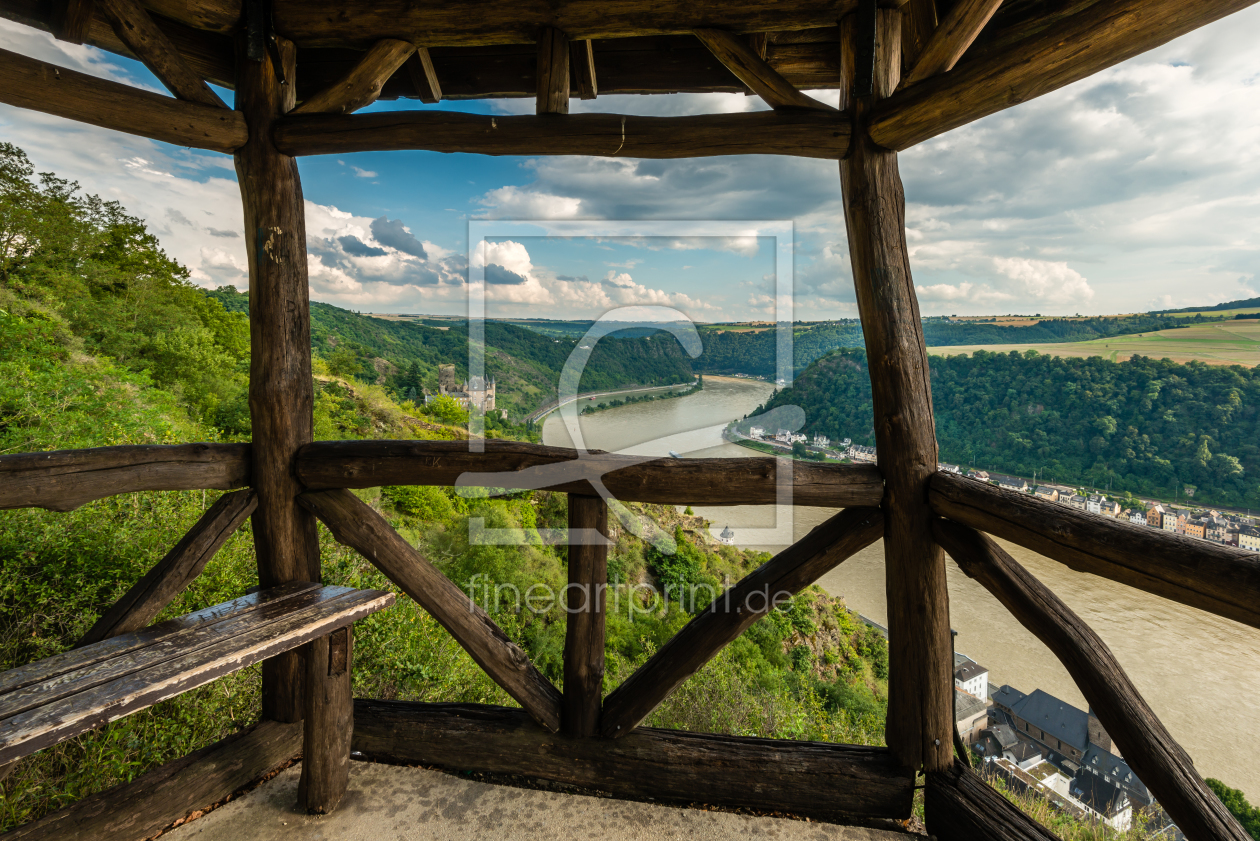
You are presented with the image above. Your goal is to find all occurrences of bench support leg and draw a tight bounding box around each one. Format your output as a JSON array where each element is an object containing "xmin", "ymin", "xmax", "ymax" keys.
[{"xmin": 298, "ymin": 626, "xmax": 353, "ymax": 813}]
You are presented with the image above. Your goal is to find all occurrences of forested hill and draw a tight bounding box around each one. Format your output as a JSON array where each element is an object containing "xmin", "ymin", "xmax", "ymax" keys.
[
  {"xmin": 749, "ymin": 349, "xmax": 1260, "ymax": 507},
  {"xmin": 689, "ymin": 314, "xmax": 1224, "ymax": 378},
  {"xmin": 205, "ymin": 288, "xmax": 695, "ymax": 417},
  {"xmin": 1154, "ymin": 296, "xmax": 1260, "ymax": 314}
]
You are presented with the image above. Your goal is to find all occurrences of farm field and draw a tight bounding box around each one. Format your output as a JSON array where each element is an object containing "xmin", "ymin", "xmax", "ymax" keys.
[{"xmin": 928, "ymin": 318, "xmax": 1260, "ymax": 367}]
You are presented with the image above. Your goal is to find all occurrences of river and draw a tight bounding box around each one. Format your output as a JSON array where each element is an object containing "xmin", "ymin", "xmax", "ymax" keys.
[{"xmin": 542, "ymin": 375, "xmax": 1260, "ymax": 795}]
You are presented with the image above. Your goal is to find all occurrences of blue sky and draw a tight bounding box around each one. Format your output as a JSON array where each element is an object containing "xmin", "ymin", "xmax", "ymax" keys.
[{"xmin": 1, "ymin": 11, "xmax": 1258, "ymax": 321}]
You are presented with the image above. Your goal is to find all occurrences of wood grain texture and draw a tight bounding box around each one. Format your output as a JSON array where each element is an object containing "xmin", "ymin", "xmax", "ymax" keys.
[
  {"xmin": 535, "ymin": 27, "xmax": 569, "ymax": 114},
  {"xmin": 294, "ymin": 440, "xmax": 882, "ymax": 507},
  {"xmin": 2, "ymin": 719, "xmax": 301, "ymax": 841},
  {"xmin": 562, "ymin": 495, "xmax": 606, "ymax": 738},
  {"xmin": 570, "ymin": 38, "xmax": 597, "ymax": 99},
  {"xmin": 0, "ymin": 443, "xmax": 250, "ymax": 512},
  {"xmin": 933, "ymin": 519, "xmax": 1250, "ymax": 841},
  {"xmin": 601, "ymin": 506, "xmax": 883, "ymax": 737},
  {"xmin": 97, "ymin": 0, "xmax": 225, "ymax": 106},
  {"xmin": 0, "ymin": 586, "xmax": 392, "ymax": 765},
  {"xmin": 928, "ymin": 472, "xmax": 1260, "ymax": 629},
  {"xmin": 897, "ymin": 0, "xmax": 936, "ymax": 80},
  {"xmin": 0, "ymin": 46, "xmax": 244, "ymax": 151},
  {"xmin": 840, "ymin": 7, "xmax": 953, "ymax": 774},
  {"xmin": 141, "ymin": 0, "xmax": 239, "ymax": 33},
  {"xmin": 233, "ymin": 32, "xmax": 320, "ymax": 723},
  {"xmin": 298, "ymin": 627, "xmax": 353, "ymax": 814},
  {"xmin": 871, "ymin": 0, "xmax": 1260, "ymax": 150},
  {"xmin": 298, "ymin": 488, "xmax": 564, "ymax": 732},
  {"xmin": 77, "ymin": 489, "xmax": 257, "ymax": 647},
  {"xmin": 55, "ymin": 0, "xmax": 94, "ymax": 44},
  {"xmin": 293, "ymin": 38, "xmax": 415, "ymax": 114},
  {"xmin": 352, "ymin": 700, "xmax": 916, "ymax": 821},
  {"xmin": 406, "ymin": 47, "xmax": 442, "ymax": 102},
  {"xmin": 270, "ymin": 0, "xmax": 861, "ymax": 49},
  {"xmin": 693, "ymin": 28, "xmax": 837, "ymax": 111},
  {"xmin": 925, "ymin": 760, "xmax": 1060, "ymax": 841},
  {"xmin": 900, "ymin": 0, "xmax": 1002, "ymax": 86}
]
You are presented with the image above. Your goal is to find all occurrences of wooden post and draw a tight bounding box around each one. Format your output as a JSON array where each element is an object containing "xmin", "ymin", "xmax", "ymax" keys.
[
  {"xmin": 234, "ymin": 34, "xmax": 321, "ymax": 724},
  {"xmin": 563, "ymin": 494, "xmax": 607, "ymax": 737},
  {"xmin": 839, "ymin": 3, "xmax": 953, "ymax": 774},
  {"xmin": 299, "ymin": 626, "xmax": 353, "ymax": 814},
  {"xmin": 536, "ymin": 26, "xmax": 569, "ymax": 114}
]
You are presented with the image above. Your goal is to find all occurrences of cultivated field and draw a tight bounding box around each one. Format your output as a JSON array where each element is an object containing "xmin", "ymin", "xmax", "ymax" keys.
[{"xmin": 929, "ymin": 319, "xmax": 1260, "ymax": 367}]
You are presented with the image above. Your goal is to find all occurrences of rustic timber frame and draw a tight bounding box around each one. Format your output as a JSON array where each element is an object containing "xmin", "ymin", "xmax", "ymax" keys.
[{"xmin": 0, "ymin": 0, "xmax": 1258, "ymax": 838}]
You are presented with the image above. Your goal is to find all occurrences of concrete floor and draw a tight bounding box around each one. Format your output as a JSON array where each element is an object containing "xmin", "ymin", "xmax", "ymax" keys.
[{"xmin": 165, "ymin": 761, "xmax": 911, "ymax": 841}]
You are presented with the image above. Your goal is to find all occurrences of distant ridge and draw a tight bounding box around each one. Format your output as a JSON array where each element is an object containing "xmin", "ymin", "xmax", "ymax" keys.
[{"xmin": 1153, "ymin": 295, "xmax": 1260, "ymax": 314}]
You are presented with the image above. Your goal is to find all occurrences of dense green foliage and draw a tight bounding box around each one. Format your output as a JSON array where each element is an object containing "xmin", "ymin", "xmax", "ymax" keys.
[
  {"xmin": 581, "ymin": 376, "xmax": 702, "ymax": 415},
  {"xmin": 1156, "ymin": 297, "xmax": 1260, "ymax": 314},
  {"xmin": 1208, "ymin": 779, "xmax": 1260, "ymax": 841},
  {"xmin": 750, "ymin": 348, "xmax": 1260, "ymax": 506}
]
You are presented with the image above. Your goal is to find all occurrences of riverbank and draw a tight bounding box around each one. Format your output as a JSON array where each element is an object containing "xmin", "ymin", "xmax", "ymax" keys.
[{"xmin": 524, "ymin": 380, "xmax": 698, "ymax": 423}]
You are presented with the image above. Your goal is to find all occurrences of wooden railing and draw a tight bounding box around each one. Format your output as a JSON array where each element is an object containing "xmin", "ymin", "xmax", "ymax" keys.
[{"xmin": 2, "ymin": 440, "xmax": 1256, "ymax": 840}]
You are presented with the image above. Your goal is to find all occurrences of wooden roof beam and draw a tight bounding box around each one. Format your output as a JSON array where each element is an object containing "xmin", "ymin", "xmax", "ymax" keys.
[
  {"xmin": 97, "ymin": 0, "xmax": 226, "ymax": 107},
  {"xmin": 570, "ymin": 38, "xmax": 597, "ymax": 99},
  {"xmin": 900, "ymin": 0, "xmax": 1003, "ymax": 87},
  {"xmin": 535, "ymin": 26, "xmax": 569, "ymax": 114},
  {"xmin": 293, "ymin": 38, "xmax": 415, "ymax": 114},
  {"xmin": 56, "ymin": 0, "xmax": 96, "ymax": 44},
  {"xmin": 406, "ymin": 47, "xmax": 442, "ymax": 103},
  {"xmin": 871, "ymin": 0, "xmax": 1260, "ymax": 150},
  {"xmin": 694, "ymin": 28, "xmax": 838, "ymax": 111},
  {"xmin": 0, "ymin": 48, "xmax": 244, "ymax": 150},
  {"xmin": 273, "ymin": 110, "xmax": 851, "ymax": 161}
]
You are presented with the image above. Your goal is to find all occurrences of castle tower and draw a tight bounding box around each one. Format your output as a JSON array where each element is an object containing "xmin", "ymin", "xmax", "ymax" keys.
[
  {"xmin": 1088, "ymin": 706, "xmax": 1120, "ymax": 758},
  {"xmin": 438, "ymin": 363, "xmax": 458, "ymax": 394}
]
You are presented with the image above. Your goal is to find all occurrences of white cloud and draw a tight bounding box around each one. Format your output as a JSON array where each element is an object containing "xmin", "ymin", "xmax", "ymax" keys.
[
  {"xmin": 992, "ymin": 257, "xmax": 1094, "ymax": 304},
  {"xmin": 351, "ymin": 166, "xmax": 378, "ymax": 178}
]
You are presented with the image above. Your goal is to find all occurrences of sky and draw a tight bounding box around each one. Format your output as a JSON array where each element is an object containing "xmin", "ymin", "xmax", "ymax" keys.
[{"xmin": 1, "ymin": 10, "xmax": 1258, "ymax": 322}]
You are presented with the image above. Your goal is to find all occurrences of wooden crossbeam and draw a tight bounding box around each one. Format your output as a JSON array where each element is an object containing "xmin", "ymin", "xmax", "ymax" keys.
[
  {"xmin": 270, "ymin": 0, "xmax": 862, "ymax": 49},
  {"xmin": 77, "ymin": 489, "xmax": 257, "ymax": 647},
  {"xmin": 928, "ymin": 472, "xmax": 1260, "ymax": 629},
  {"xmin": 353, "ymin": 700, "xmax": 916, "ymax": 821},
  {"xmin": 570, "ymin": 38, "xmax": 597, "ymax": 100},
  {"xmin": 0, "ymin": 47, "xmax": 246, "ymax": 152},
  {"xmin": 406, "ymin": 47, "xmax": 442, "ymax": 103},
  {"xmin": 694, "ymin": 28, "xmax": 837, "ymax": 111},
  {"xmin": 898, "ymin": 0, "xmax": 937, "ymax": 78},
  {"xmin": 600, "ymin": 506, "xmax": 882, "ymax": 737},
  {"xmin": 55, "ymin": 0, "xmax": 95, "ymax": 44},
  {"xmin": 900, "ymin": 0, "xmax": 1003, "ymax": 87},
  {"xmin": 536, "ymin": 27, "xmax": 570, "ymax": 114},
  {"xmin": 0, "ymin": 443, "xmax": 251, "ymax": 512},
  {"xmin": 871, "ymin": 0, "xmax": 1260, "ymax": 150},
  {"xmin": 562, "ymin": 495, "xmax": 607, "ymax": 737},
  {"xmin": 293, "ymin": 440, "xmax": 882, "ymax": 507},
  {"xmin": 298, "ymin": 489, "xmax": 564, "ymax": 732},
  {"xmin": 97, "ymin": 0, "xmax": 226, "ymax": 107},
  {"xmin": 926, "ymin": 760, "xmax": 1060, "ymax": 841},
  {"xmin": 293, "ymin": 38, "xmax": 416, "ymax": 114},
  {"xmin": 934, "ymin": 519, "xmax": 1251, "ymax": 841},
  {"xmin": 274, "ymin": 109, "xmax": 851, "ymax": 159}
]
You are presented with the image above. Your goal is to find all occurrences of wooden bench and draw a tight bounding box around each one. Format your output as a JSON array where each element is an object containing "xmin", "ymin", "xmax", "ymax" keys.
[{"xmin": 0, "ymin": 581, "xmax": 394, "ymax": 766}]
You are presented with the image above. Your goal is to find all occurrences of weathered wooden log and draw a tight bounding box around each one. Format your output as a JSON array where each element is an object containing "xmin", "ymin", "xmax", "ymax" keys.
[
  {"xmin": 270, "ymin": 0, "xmax": 862, "ymax": 49},
  {"xmin": 693, "ymin": 28, "xmax": 837, "ymax": 111},
  {"xmin": 933, "ymin": 519, "xmax": 1250, "ymax": 841},
  {"xmin": 292, "ymin": 38, "xmax": 415, "ymax": 114},
  {"xmin": 96, "ymin": 0, "xmax": 226, "ymax": 107},
  {"xmin": 570, "ymin": 39, "xmax": 597, "ymax": 99},
  {"xmin": 352, "ymin": 700, "xmax": 916, "ymax": 821},
  {"xmin": 0, "ymin": 443, "xmax": 250, "ymax": 512},
  {"xmin": 900, "ymin": 0, "xmax": 1002, "ymax": 86},
  {"xmin": 535, "ymin": 27, "xmax": 569, "ymax": 114},
  {"xmin": 928, "ymin": 472, "xmax": 1260, "ymax": 629},
  {"xmin": 871, "ymin": 0, "xmax": 1260, "ymax": 150},
  {"xmin": 0, "ymin": 46, "xmax": 245, "ymax": 152},
  {"xmin": 925, "ymin": 760, "xmax": 1059, "ymax": 841},
  {"xmin": 234, "ymin": 33, "xmax": 322, "ymax": 724},
  {"xmin": 298, "ymin": 627, "xmax": 353, "ymax": 814},
  {"xmin": 77, "ymin": 489, "xmax": 257, "ymax": 647},
  {"xmin": 55, "ymin": 0, "xmax": 95, "ymax": 44},
  {"xmin": 406, "ymin": 47, "xmax": 442, "ymax": 102},
  {"xmin": 600, "ymin": 506, "xmax": 883, "ymax": 737},
  {"xmin": 298, "ymin": 489, "xmax": 564, "ymax": 732},
  {"xmin": 294, "ymin": 440, "xmax": 883, "ymax": 507},
  {"xmin": 1, "ymin": 719, "xmax": 301, "ymax": 841},
  {"xmin": 273, "ymin": 108, "xmax": 852, "ymax": 159},
  {"xmin": 897, "ymin": 0, "xmax": 937, "ymax": 80},
  {"xmin": 562, "ymin": 495, "xmax": 607, "ymax": 738},
  {"xmin": 840, "ymin": 7, "xmax": 953, "ymax": 773}
]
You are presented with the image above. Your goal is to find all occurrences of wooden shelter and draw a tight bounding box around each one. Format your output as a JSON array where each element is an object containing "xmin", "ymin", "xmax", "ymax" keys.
[{"xmin": 1, "ymin": 0, "xmax": 1258, "ymax": 838}]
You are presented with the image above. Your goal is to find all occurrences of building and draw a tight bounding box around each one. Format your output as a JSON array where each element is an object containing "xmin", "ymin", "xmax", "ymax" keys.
[
  {"xmin": 939, "ymin": 463, "xmax": 962, "ymax": 474},
  {"xmin": 1126, "ymin": 509, "xmax": 1146, "ymax": 526},
  {"xmin": 812, "ymin": 433, "xmax": 830, "ymax": 448},
  {"xmin": 992, "ymin": 474, "xmax": 1030, "ymax": 493},
  {"xmin": 1161, "ymin": 509, "xmax": 1178, "ymax": 533},
  {"xmin": 990, "ymin": 684, "xmax": 1026, "ymax": 717},
  {"xmin": 1146, "ymin": 505, "xmax": 1166, "ymax": 529},
  {"xmin": 1085, "ymin": 494, "xmax": 1107, "ymax": 516},
  {"xmin": 968, "ymin": 470, "xmax": 990, "ymax": 481},
  {"xmin": 428, "ymin": 363, "xmax": 497, "ymax": 411},
  {"xmin": 1240, "ymin": 526, "xmax": 1260, "ymax": 552},
  {"xmin": 1205, "ymin": 517, "xmax": 1229, "ymax": 543},
  {"xmin": 1064, "ymin": 494, "xmax": 1087, "ymax": 511},
  {"xmin": 955, "ymin": 689, "xmax": 989, "ymax": 746},
  {"xmin": 848, "ymin": 444, "xmax": 877, "ymax": 464},
  {"xmin": 1034, "ymin": 486, "xmax": 1060, "ymax": 503},
  {"xmin": 1184, "ymin": 518, "xmax": 1206, "ymax": 540},
  {"xmin": 749, "ymin": 426, "xmax": 765, "ymax": 439},
  {"xmin": 954, "ymin": 653, "xmax": 989, "ymax": 701}
]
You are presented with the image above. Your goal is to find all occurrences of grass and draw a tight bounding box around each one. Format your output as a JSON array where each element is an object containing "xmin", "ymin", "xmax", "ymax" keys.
[{"xmin": 929, "ymin": 318, "xmax": 1260, "ymax": 367}]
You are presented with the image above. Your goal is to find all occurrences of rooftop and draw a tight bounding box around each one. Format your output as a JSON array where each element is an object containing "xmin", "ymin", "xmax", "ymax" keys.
[{"xmin": 1009, "ymin": 689, "xmax": 1089, "ymax": 753}]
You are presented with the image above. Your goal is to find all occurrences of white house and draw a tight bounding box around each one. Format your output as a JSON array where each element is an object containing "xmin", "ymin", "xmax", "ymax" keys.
[
  {"xmin": 1085, "ymin": 494, "xmax": 1106, "ymax": 515},
  {"xmin": 1240, "ymin": 527, "xmax": 1260, "ymax": 552},
  {"xmin": 812, "ymin": 433, "xmax": 830, "ymax": 448},
  {"xmin": 1127, "ymin": 510, "xmax": 1147, "ymax": 526},
  {"xmin": 954, "ymin": 653, "xmax": 989, "ymax": 701},
  {"xmin": 749, "ymin": 426, "xmax": 765, "ymax": 439}
]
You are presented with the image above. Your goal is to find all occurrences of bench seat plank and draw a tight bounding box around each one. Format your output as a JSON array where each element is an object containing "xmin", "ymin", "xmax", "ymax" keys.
[{"xmin": 0, "ymin": 584, "xmax": 393, "ymax": 765}]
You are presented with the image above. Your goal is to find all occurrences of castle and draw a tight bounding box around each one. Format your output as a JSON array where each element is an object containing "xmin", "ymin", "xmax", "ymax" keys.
[{"xmin": 426, "ymin": 363, "xmax": 496, "ymax": 411}]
